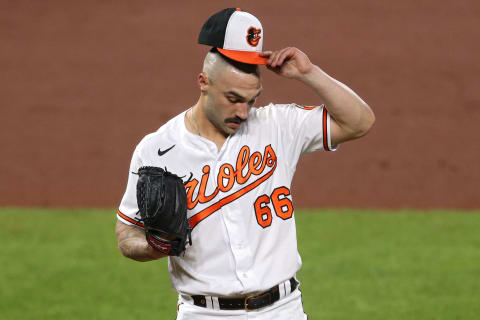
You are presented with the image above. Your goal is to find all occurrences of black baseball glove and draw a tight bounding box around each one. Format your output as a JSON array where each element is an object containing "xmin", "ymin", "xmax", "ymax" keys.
[{"xmin": 135, "ymin": 166, "xmax": 192, "ymax": 256}]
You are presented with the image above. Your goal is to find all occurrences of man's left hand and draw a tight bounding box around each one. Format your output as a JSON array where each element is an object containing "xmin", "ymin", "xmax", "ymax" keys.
[{"xmin": 260, "ymin": 47, "xmax": 315, "ymax": 80}]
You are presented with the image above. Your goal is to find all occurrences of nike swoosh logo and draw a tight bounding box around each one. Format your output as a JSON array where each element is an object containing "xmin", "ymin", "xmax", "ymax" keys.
[{"xmin": 158, "ymin": 144, "xmax": 175, "ymax": 156}]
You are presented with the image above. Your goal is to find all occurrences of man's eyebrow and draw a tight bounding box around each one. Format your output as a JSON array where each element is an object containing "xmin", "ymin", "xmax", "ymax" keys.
[
  {"xmin": 225, "ymin": 91, "xmax": 245, "ymax": 100},
  {"xmin": 225, "ymin": 90, "xmax": 263, "ymax": 101}
]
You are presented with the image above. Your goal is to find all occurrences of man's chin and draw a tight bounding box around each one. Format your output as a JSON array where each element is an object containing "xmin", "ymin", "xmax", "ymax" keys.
[
  {"xmin": 225, "ymin": 123, "xmax": 242, "ymax": 134},
  {"xmin": 218, "ymin": 122, "xmax": 242, "ymax": 136}
]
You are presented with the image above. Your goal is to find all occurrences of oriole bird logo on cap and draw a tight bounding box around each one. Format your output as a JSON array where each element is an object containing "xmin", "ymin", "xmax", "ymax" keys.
[{"xmin": 246, "ymin": 27, "xmax": 261, "ymax": 47}]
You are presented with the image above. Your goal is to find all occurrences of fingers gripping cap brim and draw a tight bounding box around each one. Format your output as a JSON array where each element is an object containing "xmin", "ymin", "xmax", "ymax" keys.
[{"xmin": 217, "ymin": 48, "xmax": 268, "ymax": 65}]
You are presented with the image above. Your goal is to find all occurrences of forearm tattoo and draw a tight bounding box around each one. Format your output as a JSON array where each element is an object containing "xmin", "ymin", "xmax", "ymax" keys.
[{"xmin": 115, "ymin": 221, "xmax": 155, "ymax": 262}]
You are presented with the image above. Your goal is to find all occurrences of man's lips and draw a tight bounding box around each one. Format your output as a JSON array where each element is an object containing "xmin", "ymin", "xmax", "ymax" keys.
[
  {"xmin": 227, "ymin": 121, "xmax": 241, "ymax": 128},
  {"xmin": 225, "ymin": 118, "xmax": 244, "ymax": 128}
]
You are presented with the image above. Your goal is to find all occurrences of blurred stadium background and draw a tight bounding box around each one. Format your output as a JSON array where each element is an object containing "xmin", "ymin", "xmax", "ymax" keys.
[{"xmin": 1, "ymin": 0, "xmax": 479, "ymax": 209}]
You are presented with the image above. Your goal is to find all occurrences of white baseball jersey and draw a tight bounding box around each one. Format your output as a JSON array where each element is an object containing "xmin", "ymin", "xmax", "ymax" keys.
[{"xmin": 117, "ymin": 103, "xmax": 335, "ymax": 297}]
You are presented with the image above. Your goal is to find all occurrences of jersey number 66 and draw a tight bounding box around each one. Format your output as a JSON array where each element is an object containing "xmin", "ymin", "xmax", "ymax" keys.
[{"xmin": 253, "ymin": 186, "xmax": 293, "ymax": 228}]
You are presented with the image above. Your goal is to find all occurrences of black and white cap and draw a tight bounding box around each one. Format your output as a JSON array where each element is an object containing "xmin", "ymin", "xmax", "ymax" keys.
[{"xmin": 198, "ymin": 8, "xmax": 267, "ymax": 65}]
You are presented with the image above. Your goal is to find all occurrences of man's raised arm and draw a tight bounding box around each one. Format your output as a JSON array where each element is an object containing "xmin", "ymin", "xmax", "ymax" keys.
[{"xmin": 260, "ymin": 47, "xmax": 375, "ymax": 146}]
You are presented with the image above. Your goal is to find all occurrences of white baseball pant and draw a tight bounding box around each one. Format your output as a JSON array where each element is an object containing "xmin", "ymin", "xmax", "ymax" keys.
[{"xmin": 175, "ymin": 287, "xmax": 308, "ymax": 320}]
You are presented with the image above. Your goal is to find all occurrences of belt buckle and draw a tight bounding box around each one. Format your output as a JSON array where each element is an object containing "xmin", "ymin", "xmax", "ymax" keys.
[
  {"xmin": 244, "ymin": 292, "xmax": 271, "ymax": 312},
  {"xmin": 244, "ymin": 294, "xmax": 255, "ymax": 312}
]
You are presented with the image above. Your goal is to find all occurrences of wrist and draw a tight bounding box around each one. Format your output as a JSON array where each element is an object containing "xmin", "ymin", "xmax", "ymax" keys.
[
  {"xmin": 146, "ymin": 242, "xmax": 168, "ymax": 260},
  {"xmin": 297, "ymin": 64, "xmax": 324, "ymax": 84}
]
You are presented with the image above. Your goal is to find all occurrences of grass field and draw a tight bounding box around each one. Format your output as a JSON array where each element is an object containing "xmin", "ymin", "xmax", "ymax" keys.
[{"xmin": 1, "ymin": 208, "xmax": 479, "ymax": 319}]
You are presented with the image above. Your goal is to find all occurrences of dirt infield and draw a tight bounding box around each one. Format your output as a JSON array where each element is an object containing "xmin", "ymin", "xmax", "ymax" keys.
[{"xmin": 1, "ymin": 1, "xmax": 479, "ymax": 209}]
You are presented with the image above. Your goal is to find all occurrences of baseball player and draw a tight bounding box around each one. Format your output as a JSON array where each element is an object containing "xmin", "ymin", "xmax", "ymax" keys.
[{"xmin": 115, "ymin": 8, "xmax": 375, "ymax": 320}]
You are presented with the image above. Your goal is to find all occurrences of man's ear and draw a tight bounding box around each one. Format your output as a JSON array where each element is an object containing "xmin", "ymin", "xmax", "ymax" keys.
[{"xmin": 197, "ymin": 72, "xmax": 209, "ymax": 93}]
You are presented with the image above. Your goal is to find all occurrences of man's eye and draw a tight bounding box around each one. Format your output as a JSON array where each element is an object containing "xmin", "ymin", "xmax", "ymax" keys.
[{"xmin": 228, "ymin": 98, "xmax": 240, "ymax": 103}]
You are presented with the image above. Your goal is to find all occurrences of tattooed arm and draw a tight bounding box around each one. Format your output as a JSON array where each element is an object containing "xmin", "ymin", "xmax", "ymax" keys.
[{"xmin": 115, "ymin": 220, "xmax": 167, "ymax": 262}]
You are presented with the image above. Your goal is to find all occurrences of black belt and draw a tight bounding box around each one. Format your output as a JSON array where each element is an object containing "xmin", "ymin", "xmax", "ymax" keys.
[{"xmin": 191, "ymin": 277, "xmax": 298, "ymax": 311}]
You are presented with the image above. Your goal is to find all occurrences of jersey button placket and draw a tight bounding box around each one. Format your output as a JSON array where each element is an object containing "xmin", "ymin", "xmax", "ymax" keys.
[
  {"xmin": 222, "ymin": 207, "xmax": 255, "ymax": 289},
  {"xmin": 215, "ymin": 148, "xmax": 256, "ymax": 291}
]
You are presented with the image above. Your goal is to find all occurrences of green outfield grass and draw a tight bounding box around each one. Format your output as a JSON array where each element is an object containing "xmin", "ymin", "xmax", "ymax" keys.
[{"xmin": 1, "ymin": 208, "xmax": 479, "ymax": 320}]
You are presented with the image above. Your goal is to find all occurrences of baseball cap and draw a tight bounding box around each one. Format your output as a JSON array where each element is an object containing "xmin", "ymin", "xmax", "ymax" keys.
[{"xmin": 198, "ymin": 8, "xmax": 268, "ymax": 65}]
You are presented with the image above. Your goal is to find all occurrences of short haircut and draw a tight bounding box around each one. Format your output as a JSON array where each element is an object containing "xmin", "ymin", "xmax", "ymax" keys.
[{"xmin": 203, "ymin": 48, "xmax": 261, "ymax": 83}]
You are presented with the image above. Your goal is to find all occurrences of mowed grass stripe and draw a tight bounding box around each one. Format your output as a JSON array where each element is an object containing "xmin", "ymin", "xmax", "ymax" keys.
[
  {"xmin": 296, "ymin": 209, "xmax": 480, "ymax": 319},
  {"xmin": 1, "ymin": 208, "xmax": 479, "ymax": 319},
  {"xmin": 0, "ymin": 208, "xmax": 174, "ymax": 320}
]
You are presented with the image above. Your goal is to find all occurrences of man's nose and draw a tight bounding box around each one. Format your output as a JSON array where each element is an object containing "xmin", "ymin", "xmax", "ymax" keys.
[{"xmin": 236, "ymin": 103, "xmax": 249, "ymax": 121}]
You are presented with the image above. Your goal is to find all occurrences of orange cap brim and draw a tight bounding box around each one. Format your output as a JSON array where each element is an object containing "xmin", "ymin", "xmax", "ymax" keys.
[{"xmin": 217, "ymin": 48, "xmax": 268, "ymax": 65}]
